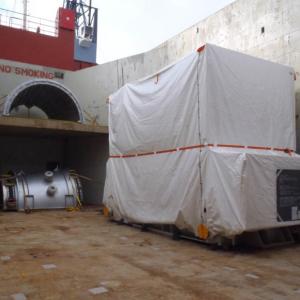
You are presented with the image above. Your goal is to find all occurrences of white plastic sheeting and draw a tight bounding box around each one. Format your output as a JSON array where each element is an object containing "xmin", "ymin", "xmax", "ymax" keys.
[{"xmin": 104, "ymin": 44, "xmax": 300, "ymax": 239}]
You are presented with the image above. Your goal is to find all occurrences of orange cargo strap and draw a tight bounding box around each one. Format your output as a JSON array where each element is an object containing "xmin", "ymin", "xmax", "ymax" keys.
[
  {"xmin": 109, "ymin": 144, "xmax": 294, "ymax": 158},
  {"xmin": 197, "ymin": 45, "xmax": 205, "ymax": 52},
  {"xmin": 198, "ymin": 224, "xmax": 209, "ymax": 240}
]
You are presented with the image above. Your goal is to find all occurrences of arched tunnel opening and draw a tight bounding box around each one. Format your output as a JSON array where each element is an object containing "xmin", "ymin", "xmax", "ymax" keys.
[{"xmin": 3, "ymin": 80, "xmax": 84, "ymax": 122}]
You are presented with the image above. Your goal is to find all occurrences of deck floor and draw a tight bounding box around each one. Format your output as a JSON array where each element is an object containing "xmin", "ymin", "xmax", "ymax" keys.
[{"xmin": 0, "ymin": 210, "xmax": 300, "ymax": 299}]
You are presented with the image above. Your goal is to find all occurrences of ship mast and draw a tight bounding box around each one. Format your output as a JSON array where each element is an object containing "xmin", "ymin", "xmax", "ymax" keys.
[{"xmin": 23, "ymin": 0, "xmax": 28, "ymax": 30}]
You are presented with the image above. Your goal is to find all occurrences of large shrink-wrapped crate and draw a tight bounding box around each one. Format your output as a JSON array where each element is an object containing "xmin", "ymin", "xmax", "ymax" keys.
[{"xmin": 104, "ymin": 44, "xmax": 300, "ymax": 241}]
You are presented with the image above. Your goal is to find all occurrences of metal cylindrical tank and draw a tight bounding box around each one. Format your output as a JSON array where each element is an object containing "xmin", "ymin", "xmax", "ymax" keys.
[{"xmin": 1, "ymin": 170, "xmax": 83, "ymax": 211}]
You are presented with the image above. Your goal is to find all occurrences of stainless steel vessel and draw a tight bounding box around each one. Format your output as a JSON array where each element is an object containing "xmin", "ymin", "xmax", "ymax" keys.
[{"xmin": 1, "ymin": 170, "xmax": 83, "ymax": 211}]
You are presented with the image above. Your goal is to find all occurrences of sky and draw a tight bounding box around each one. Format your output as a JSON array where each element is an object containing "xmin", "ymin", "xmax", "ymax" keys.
[{"xmin": 0, "ymin": 0, "xmax": 234, "ymax": 63}]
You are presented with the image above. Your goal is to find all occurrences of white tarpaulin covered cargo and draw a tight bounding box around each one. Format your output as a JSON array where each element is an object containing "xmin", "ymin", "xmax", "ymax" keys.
[{"xmin": 104, "ymin": 44, "xmax": 300, "ymax": 240}]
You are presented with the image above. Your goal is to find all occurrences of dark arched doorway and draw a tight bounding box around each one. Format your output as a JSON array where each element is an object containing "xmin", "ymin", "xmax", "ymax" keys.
[{"xmin": 3, "ymin": 79, "xmax": 84, "ymax": 122}]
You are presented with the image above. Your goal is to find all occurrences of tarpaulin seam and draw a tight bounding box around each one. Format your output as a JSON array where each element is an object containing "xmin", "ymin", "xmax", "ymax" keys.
[
  {"xmin": 109, "ymin": 144, "xmax": 294, "ymax": 158},
  {"xmin": 196, "ymin": 51, "xmax": 204, "ymax": 223}
]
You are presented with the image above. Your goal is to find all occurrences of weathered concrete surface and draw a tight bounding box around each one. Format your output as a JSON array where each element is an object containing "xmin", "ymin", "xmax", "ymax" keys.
[
  {"xmin": 0, "ymin": 210, "xmax": 299, "ymax": 299},
  {"xmin": 0, "ymin": 116, "xmax": 108, "ymax": 134}
]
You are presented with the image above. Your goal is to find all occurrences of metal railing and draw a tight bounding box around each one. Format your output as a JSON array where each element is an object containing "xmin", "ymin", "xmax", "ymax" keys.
[{"xmin": 0, "ymin": 8, "xmax": 58, "ymax": 36}]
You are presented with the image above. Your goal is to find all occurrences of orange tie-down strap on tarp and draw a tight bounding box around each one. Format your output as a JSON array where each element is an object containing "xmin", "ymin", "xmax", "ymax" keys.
[
  {"xmin": 197, "ymin": 45, "xmax": 206, "ymax": 53},
  {"xmin": 109, "ymin": 144, "xmax": 294, "ymax": 158}
]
